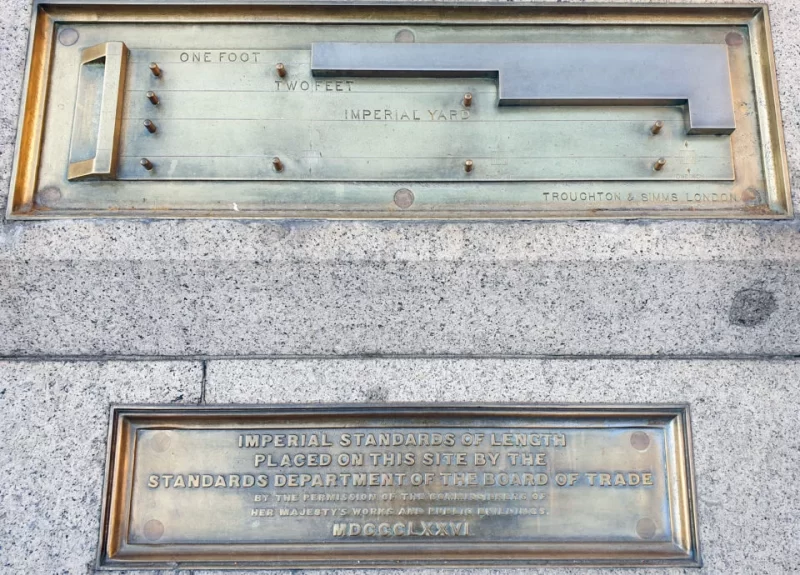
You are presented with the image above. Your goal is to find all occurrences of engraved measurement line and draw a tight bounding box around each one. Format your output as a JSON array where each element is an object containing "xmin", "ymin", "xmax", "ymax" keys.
[
  {"xmin": 122, "ymin": 88, "xmax": 694, "ymax": 102},
  {"xmin": 122, "ymin": 117, "xmax": 689, "ymax": 124},
  {"xmin": 119, "ymin": 155, "xmax": 730, "ymax": 159},
  {"xmin": 119, "ymin": 178, "xmax": 731, "ymax": 181},
  {"xmin": 123, "ymin": 89, "xmax": 501, "ymax": 94}
]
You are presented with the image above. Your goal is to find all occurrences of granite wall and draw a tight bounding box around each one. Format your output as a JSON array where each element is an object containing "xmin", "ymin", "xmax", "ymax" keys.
[{"xmin": 1, "ymin": 1, "xmax": 799, "ymax": 574}]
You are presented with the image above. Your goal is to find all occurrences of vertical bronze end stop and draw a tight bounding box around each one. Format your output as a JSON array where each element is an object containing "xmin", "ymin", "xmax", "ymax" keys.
[
  {"xmin": 140, "ymin": 158, "xmax": 154, "ymax": 171},
  {"xmin": 147, "ymin": 91, "xmax": 159, "ymax": 105},
  {"xmin": 144, "ymin": 120, "xmax": 157, "ymax": 134},
  {"xmin": 654, "ymin": 158, "xmax": 667, "ymax": 172},
  {"xmin": 276, "ymin": 63, "xmax": 287, "ymax": 78},
  {"xmin": 272, "ymin": 157, "xmax": 284, "ymax": 172},
  {"xmin": 149, "ymin": 62, "xmax": 161, "ymax": 77},
  {"xmin": 464, "ymin": 159, "xmax": 474, "ymax": 173},
  {"xmin": 651, "ymin": 120, "xmax": 664, "ymax": 135},
  {"xmin": 464, "ymin": 93, "xmax": 473, "ymax": 107}
]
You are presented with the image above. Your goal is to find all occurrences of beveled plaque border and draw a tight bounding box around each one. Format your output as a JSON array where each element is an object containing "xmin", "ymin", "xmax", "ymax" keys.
[
  {"xmin": 6, "ymin": 2, "xmax": 792, "ymax": 220},
  {"xmin": 97, "ymin": 404, "xmax": 700, "ymax": 570}
]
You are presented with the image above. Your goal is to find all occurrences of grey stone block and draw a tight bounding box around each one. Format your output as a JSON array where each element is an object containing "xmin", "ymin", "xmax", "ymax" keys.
[
  {"xmin": 205, "ymin": 358, "xmax": 800, "ymax": 575},
  {"xmin": 1, "ymin": 252, "xmax": 799, "ymax": 357},
  {"xmin": 0, "ymin": 0, "xmax": 797, "ymax": 358},
  {"xmin": 0, "ymin": 361, "xmax": 202, "ymax": 575}
]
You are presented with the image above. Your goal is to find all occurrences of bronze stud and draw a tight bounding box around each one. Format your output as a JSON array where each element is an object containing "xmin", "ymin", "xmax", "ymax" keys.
[
  {"xmin": 276, "ymin": 63, "xmax": 287, "ymax": 78},
  {"xmin": 463, "ymin": 92, "xmax": 473, "ymax": 107},
  {"xmin": 144, "ymin": 119, "xmax": 157, "ymax": 134},
  {"xmin": 464, "ymin": 159, "xmax": 474, "ymax": 173},
  {"xmin": 272, "ymin": 157, "xmax": 284, "ymax": 172},
  {"xmin": 149, "ymin": 62, "xmax": 161, "ymax": 77},
  {"xmin": 146, "ymin": 91, "xmax": 159, "ymax": 105},
  {"xmin": 140, "ymin": 158, "xmax": 154, "ymax": 171},
  {"xmin": 654, "ymin": 158, "xmax": 667, "ymax": 171},
  {"xmin": 651, "ymin": 120, "xmax": 664, "ymax": 135}
]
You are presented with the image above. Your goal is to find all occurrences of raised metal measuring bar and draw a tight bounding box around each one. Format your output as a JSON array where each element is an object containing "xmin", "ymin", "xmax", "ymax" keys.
[{"xmin": 311, "ymin": 42, "xmax": 736, "ymax": 135}]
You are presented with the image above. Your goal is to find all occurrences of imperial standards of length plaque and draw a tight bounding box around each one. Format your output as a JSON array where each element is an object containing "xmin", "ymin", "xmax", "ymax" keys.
[
  {"xmin": 6, "ymin": 3, "xmax": 791, "ymax": 220},
  {"xmin": 98, "ymin": 404, "xmax": 699, "ymax": 569}
]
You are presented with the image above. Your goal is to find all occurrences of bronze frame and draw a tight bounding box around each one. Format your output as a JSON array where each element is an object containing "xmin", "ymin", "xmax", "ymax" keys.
[
  {"xmin": 98, "ymin": 403, "xmax": 700, "ymax": 569},
  {"xmin": 6, "ymin": 2, "xmax": 792, "ymax": 220}
]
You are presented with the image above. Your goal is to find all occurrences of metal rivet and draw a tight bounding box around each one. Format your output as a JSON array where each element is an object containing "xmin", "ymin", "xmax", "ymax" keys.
[
  {"xmin": 393, "ymin": 188, "xmax": 415, "ymax": 209},
  {"xmin": 150, "ymin": 432, "xmax": 171, "ymax": 453},
  {"xmin": 143, "ymin": 519, "xmax": 164, "ymax": 541},
  {"xmin": 630, "ymin": 431, "xmax": 650, "ymax": 451},
  {"xmin": 726, "ymin": 32, "xmax": 745, "ymax": 47},
  {"xmin": 276, "ymin": 63, "xmax": 287, "ymax": 78},
  {"xmin": 742, "ymin": 187, "xmax": 764, "ymax": 206},
  {"xmin": 146, "ymin": 91, "xmax": 159, "ymax": 105},
  {"xmin": 651, "ymin": 120, "xmax": 664, "ymax": 135},
  {"xmin": 463, "ymin": 92, "xmax": 473, "ymax": 107},
  {"xmin": 272, "ymin": 157, "xmax": 284, "ymax": 172},
  {"xmin": 58, "ymin": 28, "xmax": 79, "ymax": 47},
  {"xmin": 149, "ymin": 62, "xmax": 161, "ymax": 77},
  {"xmin": 654, "ymin": 158, "xmax": 667, "ymax": 171},
  {"xmin": 144, "ymin": 120, "xmax": 157, "ymax": 134},
  {"xmin": 635, "ymin": 518, "xmax": 657, "ymax": 540},
  {"xmin": 464, "ymin": 159, "xmax": 474, "ymax": 173},
  {"xmin": 35, "ymin": 186, "xmax": 62, "ymax": 206},
  {"xmin": 140, "ymin": 158, "xmax": 154, "ymax": 171},
  {"xmin": 394, "ymin": 29, "xmax": 415, "ymax": 43}
]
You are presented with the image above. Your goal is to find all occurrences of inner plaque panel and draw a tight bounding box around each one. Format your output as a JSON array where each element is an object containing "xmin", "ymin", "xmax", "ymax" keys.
[
  {"xmin": 99, "ymin": 405, "xmax": 700, "ymax": 569},
  {"xmin": 8, "ymin": 3, "xmax": 791, "ymax": 219}
]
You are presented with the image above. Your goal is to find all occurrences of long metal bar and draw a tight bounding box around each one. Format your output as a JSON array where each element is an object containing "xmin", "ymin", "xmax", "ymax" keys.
[{"xmin": 312, "ymin": 42, "xmax": 736, "ymax": 135}]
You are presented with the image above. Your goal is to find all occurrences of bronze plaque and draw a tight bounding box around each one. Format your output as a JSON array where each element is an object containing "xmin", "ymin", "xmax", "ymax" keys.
[
  {"xmin": 7, "ymin": 3, "xmax": 792, "ymax": 220},
  {"xmin": 98, "ymin": 405, "xmax": 700, "ymax": 569}
]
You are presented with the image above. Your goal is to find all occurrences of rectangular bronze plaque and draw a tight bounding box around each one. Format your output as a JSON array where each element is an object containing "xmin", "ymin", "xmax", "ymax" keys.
[
  {"xmin": 99, "ymin": 404, "xmax": 700, "ymax": 569},
  {"xmin": 8, "ymin": 3, "xmax": 791, "ymax": 220}
]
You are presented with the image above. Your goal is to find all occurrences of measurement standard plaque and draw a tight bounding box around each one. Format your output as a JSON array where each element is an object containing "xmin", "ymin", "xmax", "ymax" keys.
[
  {"xmin": 7, "ymin": 2, "xmax": 791, "ymax": 219},
  {"xmin": 98, "ymin": 404, "xmax": 700, "ymax": 569}
]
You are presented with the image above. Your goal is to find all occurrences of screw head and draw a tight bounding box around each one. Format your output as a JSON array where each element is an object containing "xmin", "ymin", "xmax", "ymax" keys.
[
  {"xmin": 393, "ymin": 188, "xmax": 415, "ymax": 209},
  {"xmin": 58, "ymin": 28, "xmax": 79, "ymax": 46}
]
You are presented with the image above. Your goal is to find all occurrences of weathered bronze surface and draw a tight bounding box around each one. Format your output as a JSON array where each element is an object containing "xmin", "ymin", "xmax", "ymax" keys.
[
  {"xmin": 98, "ymin": 405, "xmax": 699, "ymax": 569},
  {"xmin": 8, "ymin": 3, "xmax": 789, "ymax": 219}
]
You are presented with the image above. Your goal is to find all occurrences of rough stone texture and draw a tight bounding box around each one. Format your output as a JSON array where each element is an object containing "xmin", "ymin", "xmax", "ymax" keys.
[
  {"xmin": 1, "ymin": 223, "xmax": 799, "ymax": 357},
  {"xmin": 0, "ymin": 361, "xmax": 202, "ymax": 575},
  {"xmin": 2, "ymin": 358, "xmax": 798, "ymax": 574},
  {"xmin": 0, "ymin": 0, "xmax": 799, "ymax": 358},
  {"xmin": 206, "ymin": 358, "xmax": 800, "ymax": 575}
]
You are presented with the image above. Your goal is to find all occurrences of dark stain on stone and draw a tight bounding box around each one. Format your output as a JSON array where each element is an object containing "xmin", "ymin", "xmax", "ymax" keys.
[
  {"xmin": 365, "ymin": 385, "xmax": 389, "ymax": 402},
  {"xmin": 729, "ymin": 288, "xmax": 777, "ymax": 327}
]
